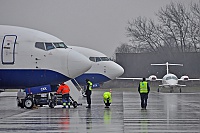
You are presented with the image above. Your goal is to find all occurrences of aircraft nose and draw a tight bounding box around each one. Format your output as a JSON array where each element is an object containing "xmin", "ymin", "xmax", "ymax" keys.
[
  {"xmin": 67, "ymin": 50, "xmax": 92, "ymax": 78},
  {"xmin": 170, "ymin": 79, "xmax": 178, "ymax": 85},
  {"xmin": 113, "ymin": 63, "xmax": 124, "ymax": 78},
  {"xmin": 107, "ymin": 61, "xmax": 124, "ymax": 79}
]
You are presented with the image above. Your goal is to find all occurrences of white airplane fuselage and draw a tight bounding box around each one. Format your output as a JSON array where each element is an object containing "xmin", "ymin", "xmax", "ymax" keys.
[
  {"xmin": 0, "ymin": 25, "xmax": 92, "ymax": 89},
  {"xmin": 69, "ymin": 46, "xmax": 124, "ymax": 85},
  {"xmin": 161, "ymin": 73, "xmax": 179, "ymax": 88}
]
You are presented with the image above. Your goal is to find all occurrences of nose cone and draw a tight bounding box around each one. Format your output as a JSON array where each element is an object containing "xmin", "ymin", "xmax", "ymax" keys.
[
  {"xmin": 68, "ymin": 50, "xmax": 92, "ymax": 78},
  {"xmin": 168, "ymin": 79, "xmax": 178, "ymax": 86},
  {"xmin": 107, "ymin": 61, "xmax": 124, "ymax": 79}
]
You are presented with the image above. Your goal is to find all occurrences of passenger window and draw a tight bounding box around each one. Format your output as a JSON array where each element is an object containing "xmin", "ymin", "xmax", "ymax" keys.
[
  {"xmin": 35, "ymin": 42, "xmax": 45, "ymax": 50},
  {"xmin": 45, "ymin": 43, "xmax": 55, "ymax": 50},
  {"xmin": 96, "ymin": 57, "xmax": 101, "ymax": 62},
  {"xmin": 89, "ymin": 57, "xmax": 96, "ymax": 62}
]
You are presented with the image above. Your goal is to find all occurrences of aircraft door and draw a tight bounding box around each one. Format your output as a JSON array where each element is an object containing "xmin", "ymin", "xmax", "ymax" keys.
[{"xmin": 1, "ymin": 35, "xmax": 17, "ymax": 64}]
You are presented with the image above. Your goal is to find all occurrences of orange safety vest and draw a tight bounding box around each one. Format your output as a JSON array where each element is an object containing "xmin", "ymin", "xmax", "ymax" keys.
[{"xmin": 57, "ymin": 84, "xmax": 70, "ymax": 94}]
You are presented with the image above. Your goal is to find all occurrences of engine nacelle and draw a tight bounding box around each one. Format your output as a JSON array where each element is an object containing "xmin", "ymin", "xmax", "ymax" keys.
[
  {"xmin": 148, "ymin": 75, "xmax": 157, "ymax": 81},
  {"xmin": 180, "ymin": 75, "xmax": 189, "ymax": 81}
]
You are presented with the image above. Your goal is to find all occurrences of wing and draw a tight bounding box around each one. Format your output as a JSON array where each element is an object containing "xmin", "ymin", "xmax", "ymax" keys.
[
  {"xmin": 178, "ymin": 76, "xmax": 200, "ymax": 81},
  {"xmin": 116, "ymin": 76, "xmax": 162, "ymax": 81},
  {"xmin": 117, "ymin": 76, "xmax": 162, "ymax": 81},
  {"xmin": 116, "ymin": 77, "xmax": 143, "ymax": 80},
  {"xmin": 159, "ymin": 84, "xmax": 186, "ymax": 87}
]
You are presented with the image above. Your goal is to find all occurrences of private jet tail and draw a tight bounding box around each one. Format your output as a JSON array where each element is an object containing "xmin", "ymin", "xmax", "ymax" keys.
[{"xmin": 151, "ymin": 62, "xmax": 183, "ymax": 74}]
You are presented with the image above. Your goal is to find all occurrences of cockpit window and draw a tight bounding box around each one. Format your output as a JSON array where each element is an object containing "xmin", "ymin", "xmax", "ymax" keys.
[
  {"xmin": 89, "ymin": 57, "xmax": 110, "ymax": 62},
  {"xmin": 100, "ymin": 57, "xmax": 109, "ymax": 61},
  {"xmin": 89, "ymin": 57, "xmax": 96, "ymax": 62},
  {"xmin": 166, "ymin": 76, "xmax": 178, "ymax": 80},
  {"xmin": 172, "ymin": 76, "xmax": 178, "ymax": 80},
  {"xmin": 96, "ymin": 57, "xmax": 101, "ymax": 62},
  {"xmin": 53, "ymin": 42, "xmax": 68, "ymax": 48},
  {"xmin": 35, "ymin": 42, "xmax": 45, "ymax": 50},
  {"xmin": 45, "ymin": 43, "xmax": 55, "ymax": 50}
]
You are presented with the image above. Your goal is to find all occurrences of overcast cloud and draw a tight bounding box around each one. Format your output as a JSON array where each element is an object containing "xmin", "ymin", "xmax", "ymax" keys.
[{"xmin": 0, "ymin": 0, "xmax": 196, "ymax": 57}]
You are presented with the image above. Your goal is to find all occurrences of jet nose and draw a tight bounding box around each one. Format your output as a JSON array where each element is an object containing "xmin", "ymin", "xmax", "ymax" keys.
[
  {"xmin": 169, "ymin": 79, "xmax": 178, "ymax": 85},
  {"xmin": 113, "ymin": 63, "xmax": 124, "ymax": 78},
  {"xmin": 107, "ymin": 61, "xmax": 124, "ymax": 79},
  {"xmin": 67, "ymin": 50, "xmax": 92, "ymax": 78}
]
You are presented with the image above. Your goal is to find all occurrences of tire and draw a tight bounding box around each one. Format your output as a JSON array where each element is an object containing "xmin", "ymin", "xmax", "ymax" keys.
[
  {"xmin": 73, "ymin": 101, "xmax": 78, "ymax": 108},
  {"xmin": 24, "ymin": 98, "xmax": 34, "ymax": 109}
]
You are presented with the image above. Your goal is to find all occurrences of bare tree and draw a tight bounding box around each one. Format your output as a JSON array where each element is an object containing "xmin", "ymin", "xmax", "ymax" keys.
[
  {"xmin": 115, "ymin": 43, "xmax": 137, "ymax": 53},
  {"xmin": 121, "ymin": 1, "xmax": 200, "ymax": 53}
]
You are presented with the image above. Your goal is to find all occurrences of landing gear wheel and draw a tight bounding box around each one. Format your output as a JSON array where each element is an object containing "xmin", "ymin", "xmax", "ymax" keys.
[
  {"xmin": 24, "ymin": 98, "xmax": 34, "ymax": 109},
  {"xmin": 180, "ymin": 88, "xmax": 182, "ymax": 93},
  {"xmin": 73, "ymin": 101, "xmax": 78, "ymax": 108}
]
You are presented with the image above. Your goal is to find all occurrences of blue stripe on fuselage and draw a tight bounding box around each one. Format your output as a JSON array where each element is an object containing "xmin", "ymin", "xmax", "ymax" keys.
[
  {"xmin": 0, "ymin": 69, "xmax": 70, "ymax": 89},
  {"xmin": 74, "ymin": 73, "xmax": 110, "ymax": 86}
]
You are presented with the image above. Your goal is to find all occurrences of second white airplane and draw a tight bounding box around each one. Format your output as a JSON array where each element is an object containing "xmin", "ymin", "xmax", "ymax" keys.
[{"xmin": 69, "ymin": 46, "xmax": 124, "ymax": 86}]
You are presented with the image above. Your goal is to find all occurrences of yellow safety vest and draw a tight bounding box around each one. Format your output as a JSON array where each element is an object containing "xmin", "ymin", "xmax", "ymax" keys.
[
  {"xmin": 88, "ymin": 81, "xmax": 93, "ymax": 91},
  {"xmin": 140, "ymin": 81, "xmax": 148, "ymax": 93},
  {"xmin": 103, "ymin": 92, "xmax": 112, "ymax": 103}
]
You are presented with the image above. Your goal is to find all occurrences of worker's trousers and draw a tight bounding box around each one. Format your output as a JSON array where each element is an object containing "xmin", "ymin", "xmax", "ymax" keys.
[
  {"xmin": 104, "ymin": 100, "xmax": 111, "ymax": 107},
  {"xmin": 140, "ymin": 93, "xmax": 148, "ymax": 109},
  {"xmin": 62, "ymin": 93, "xmax": 70, "ymax": 106}
]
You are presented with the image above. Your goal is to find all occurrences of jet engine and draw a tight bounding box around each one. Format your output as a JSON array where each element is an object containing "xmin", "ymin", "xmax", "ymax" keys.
[
  {"xmin": 148, "ymin": 75, "xmax": 157, "ymax": 81},
  {"xmin": 180, "ymin": 75, "xmax": 189, "ymax": 81}
]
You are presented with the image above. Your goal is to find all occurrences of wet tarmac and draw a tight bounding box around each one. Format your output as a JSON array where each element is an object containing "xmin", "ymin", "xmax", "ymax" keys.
[{"xmin": 0, "ymin": 90, "xmax": 200, "ymax": 133}]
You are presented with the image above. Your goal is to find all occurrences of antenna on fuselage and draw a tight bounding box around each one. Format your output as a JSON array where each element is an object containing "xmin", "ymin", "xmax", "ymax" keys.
[{"xmin": 151, "ymin": 62, "xmax": 183, "ymax": 74}]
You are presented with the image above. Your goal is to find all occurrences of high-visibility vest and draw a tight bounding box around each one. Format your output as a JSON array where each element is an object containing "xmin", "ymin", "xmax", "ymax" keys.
[
  {"xmin": 139, "ymin": 81, "xmax": 148, "ymax": 93},
  {"xmin": 87, "ymin": 81, "xmax": 93, "ymax": 90},
  {"xmin": 103, "ymin": 92, "xmax": 112, "ymax": 103}
]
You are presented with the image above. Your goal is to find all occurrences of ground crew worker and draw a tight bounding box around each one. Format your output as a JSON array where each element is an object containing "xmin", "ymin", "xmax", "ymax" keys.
[
  {"xmin": 138, "ymin": 78, "xmax": 150, "ymax": 110},
  {"xmin": 57, "ymin": 82, "xmax": 70, "ymax": 108},
  {"xmin": 103, "ymin": 91, "xmax": 112, "ymax": 108},
  {"xmin": 85, "ymin": 79, "xmax": 92, "ymax": 108}
]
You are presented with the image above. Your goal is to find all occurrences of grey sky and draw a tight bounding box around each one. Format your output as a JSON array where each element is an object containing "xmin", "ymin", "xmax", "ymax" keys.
[{"xmin": 0, "ymin": 0, "xmax": 196, "ymax": 57}]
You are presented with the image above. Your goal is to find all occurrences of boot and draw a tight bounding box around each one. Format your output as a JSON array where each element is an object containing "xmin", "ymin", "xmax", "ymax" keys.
[{"xmin": 86, "ymin": 104, "xmax": 91, "ymax": 108}]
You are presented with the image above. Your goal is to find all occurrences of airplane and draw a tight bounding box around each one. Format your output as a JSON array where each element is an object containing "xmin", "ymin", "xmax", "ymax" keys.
[
  {"xmin": 118, "ymin": 62, "xmax": 200, "ymax": 93},
  {"xmin": 68, "ymin": 46, "xmax": 124, "ymax": 86},
  {"xmin": 15, "ymin": 45, "xmax": 124, "ymax": 108},
  {"xmin": 63, "ymin": 46, "xmax": 124, "ymax": 96},
  {"xmin": 0, "ymin": 25, "xmax": 92, "ymax": 89}
]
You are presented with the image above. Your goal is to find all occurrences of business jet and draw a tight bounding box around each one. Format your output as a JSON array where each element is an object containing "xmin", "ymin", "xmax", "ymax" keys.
[
  {"xmin": 0, "ymin": 25, "xmax": 92, "ymax": 89},
  {"xmin": 118, "ymin": 62, "xmax": 200, "ymax": 93}
]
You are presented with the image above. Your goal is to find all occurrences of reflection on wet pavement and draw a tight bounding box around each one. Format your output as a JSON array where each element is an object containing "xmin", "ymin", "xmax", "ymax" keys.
[{"xmin": 0, "ymin": 90, "xmax": 200, "ymax": 132}]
